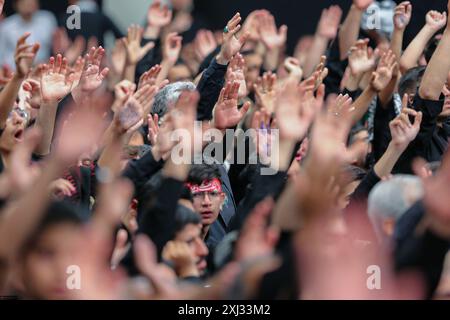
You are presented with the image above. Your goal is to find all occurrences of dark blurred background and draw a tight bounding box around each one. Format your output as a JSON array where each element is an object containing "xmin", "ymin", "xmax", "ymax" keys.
[{"xmin": 2, "ymin": 0, "xmax": 448, "ymax": 52}]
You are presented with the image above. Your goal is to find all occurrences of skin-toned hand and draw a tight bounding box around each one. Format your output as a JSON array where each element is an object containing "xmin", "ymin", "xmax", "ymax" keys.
[
  {"xmin": 163, "ymin": 32, "xmax": 183, "ymax": 65},
  {"xmin": 370, "ymin": 50, "xmax": 398, "ymax": 92},
  {"xmin": 40, "ymin": 54, "xmax": 75, "ymax": 103},
  {"xmin": 112, "ymin": 80, "xmax": 136, "ymax": 112},
  {"xmin": 213, "ymin": 81, "xmax": 251, "ymax": 130},
  {"xmin": 147, "ymin": 0, "xmax": 173, "ymax": 28},
  {"xmin": 52, "ymin": 28, "xmax": 85, "ymax": 65},
  {"xmin": 389, "ymin": 94, "xmax": 422, "ymax": 150},
  {"xmin": 21, "ymin": 78, "xmax": 41, "ymax": 109},
  {"xmin": 122, "ymin": 25, "xmax": 155, "ymax": 66},
  {"xmin": 0, "ymin": 0, "xmax": 4, "ymax": 16},
  {"xmin": 425, "ymin": 10, "xmax": 447, "ymax": 32},
  {"xmin": 348, "ymin": 39, "xmax": 379, "ymax": 76},
  {"xmin": 254, "ymin": 71, "xmax": 277, "ymax": 113},
  {"xmin": 241, "ymin": 9, "xmax": 269, "ymax": 42},
  {"xmin": 162, "ymin": 241, "xmax": 199, "ymax": 278},
  {"xmin": 394, "ymin": 1, "xmax": 412, "ymax": 30},
  {"xmin": 226, "ymin": 53, "xmax": 248, "ymax": 98},
  {"xmin": 258, "ymin": 13, "xmax": 288, "ymax": 50},
  {"xmin": 216, "ymin": 13, "xmax": 250, "ymax": 65},
  {"xmin": 72, "ymin": 47, "xmax": 109, "ymax": 103},
  {"xmin": 133, "ymin": 83, "xmax": 158, "ymax": 117},
  {"xmin": 317, "ymin": 5, "xmax": 343, "ymax": 40},
  {"xmin": 138, "ymin": 65, "xmax": 161, "ymax": 90},
  {"xmin": 15, "ymin": 33, "xmax": 40, "ymax": 78},
  {"xmin": 353, "ymin": 0, "xmax": 374, "ymax": 10},
  {"xmin": 70, "ymin": 56, "xmax": 86, "ymax": 88},
  {"xmin": 327, "ymin": 93, "xmax": 353, "ymax": 116},
  {"xmin": 284, "ymin": 57, "xmax": 303, "ymax": 82},
  {"xmin": 49, "ymin": 178, "xmax": 76, "ymax": 198},
  {"xmin": 276, "ymin": 77, "xmax": 323, "ymax": 141},
  {"xmin": 194, "ymin": 29, "xmax": 218, "ymax": 62}
]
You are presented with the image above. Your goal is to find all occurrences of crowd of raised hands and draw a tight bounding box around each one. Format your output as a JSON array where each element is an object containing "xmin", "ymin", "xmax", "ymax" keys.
[{"xmin": 1, "ymin": 0, "xmax": 450, "ymax": 300}]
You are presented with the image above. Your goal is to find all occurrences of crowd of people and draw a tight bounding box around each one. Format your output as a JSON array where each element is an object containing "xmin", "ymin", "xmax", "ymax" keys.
[{"xmin": 0, "ymin": 0, "xmax": 450, "ymax": 300}]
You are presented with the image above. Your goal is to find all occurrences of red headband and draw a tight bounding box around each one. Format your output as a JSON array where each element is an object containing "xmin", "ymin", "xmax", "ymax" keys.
[{"xmin": 186, "ymin": 178, "xmax": 222, "ymax": 194}]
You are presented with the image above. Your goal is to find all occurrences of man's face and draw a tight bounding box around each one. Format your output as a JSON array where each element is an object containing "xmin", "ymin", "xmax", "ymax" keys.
[
  {"xmin": 20, "ymin": 223, "xmax": 80, "ymax": 300},
  {"xmin": 168, "ymin": 65, "xmax": 192, "ymax": 83},
  {"xmin": 189, "ymin": 179, "xmax": 225, "ymax": 227},
  {"xmin": 16, "ymin": 0, "xmax": 39, "ymax": 17},
  {"xmin": 175, "ymin": 223, "xmax": 209, "ymax": 275},
  {"xmin": 0, "ymin": 108, "xmax": 28, "ymax": 152}
]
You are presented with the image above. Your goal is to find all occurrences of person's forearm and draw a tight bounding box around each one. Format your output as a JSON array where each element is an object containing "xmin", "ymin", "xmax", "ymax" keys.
[
  {"xmin": 144, "ymin": 25, "xmax": 161, "ymax": 40},
  {"xmin": 303, "ymin": 35, "xmax": 329, "ymax": 77},
  {"xmin": 339, "ymin": 5, "xmax": 363, "ymax": 60},
  {"xmin": 378, "ymin": 73, "xmax": 399, "ymax": 108},
  {"xmin": 350, "ymin": 85, "xmax": 377, "ymax": 125},
  {"xmin": 390, "ymin": 29, "xmax": 405, "ymax": 64},
  {"xmin": 34, "ymin": 102, "xmax": 58, "ymax": 156},
  {"xmin": 162, "ymin": 157, "xmax": 190, "ymax": 182},
  {"xmin": 97, "ymin": 123, "xmax": 124, "ymax": 177},
  {"xmin": 419, "ymin": 25, "xmax": 450, "ymax": 100},
  {"xmin": 263, "ymin": 47, "xmax": 280, "ymax": 72},
  {"xmin": 374, "ymin": 141, "xmax": 405, "ymax": 178},
  {"xmin": 400, "ymin": 25, "xmax": 436, "ymax": 73},
  {"xmin": 124, "ymin": 64, "xmax": 137, "ymax": 83},
  {"xmin": 156, "ymin": 59, "xmax": 174, "ymax": 85},
  {"xmin": 344, "ymin": 71, "xmax": 363, "ymax": 92},
  {"xmin": 0, "ymin": 74, "xmax": 24, "ymax": 128}
]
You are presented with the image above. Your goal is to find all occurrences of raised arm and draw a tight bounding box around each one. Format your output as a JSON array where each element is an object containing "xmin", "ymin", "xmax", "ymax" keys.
[
  {"xmin": 419, "ymin": 2, "xmax": 450, "ymax": 101},
  {"xmin": 400, "ymin": 10, "xmax": 447, "ymax": 73},
  {"xmin": 391, "ymin": 1, "xmax": 412, "ymax": 63},
  {"xmin": 303, "ymin": 5, "xmax": 342, "ymax": 77},
  {"xmin": 0, "ymin": 34, "xmax": 39, "ymax": 128},
  {"xmin": 338, "ymin": 0, "xmax": 373, "ymax": 60}
]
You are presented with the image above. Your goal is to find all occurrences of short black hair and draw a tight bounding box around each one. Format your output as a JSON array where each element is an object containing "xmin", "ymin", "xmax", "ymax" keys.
[
  {"xmin": 173, "ymin": 205, "xmax": 201, "ymax": 235},
  {"xmin": 342, "ymin": 165, "xmax": 367, "ymax": 183},
  {"xmin": 398, "ymin": 66, "xmax": 426, "ymax": 98},
  {"xmin": 187, "ymin": 163, "xmax": 222, "ymax": 186}
]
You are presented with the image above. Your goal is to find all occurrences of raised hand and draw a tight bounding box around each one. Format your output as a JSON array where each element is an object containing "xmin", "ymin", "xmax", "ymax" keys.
[
  {"xmin": 241, "ymin": 10, "xmax": 269, "ymax": 42},
  {"xmin": 327, "ymin": 93, "xmax": 353, "ymax": 116},
  {"xmin": 275, "ymin": 77, "xmax": 322, "ymax": 141},
  {"xmin": 226, "ymin": 53, "xmax": 248, "ymax": 98},
  {"xmin": 147, "ymin": 0, "xmax": 173, "ymax": 28},
  {"xmin": 394, "ymin": 1, "xmax": 412, "ymax": 30},
  {"xmin": 15, "ymin": 33, "xmax": 40, "ymax": 78},
  {"xmin": 40, "ymin": 54, "xmax": 75, "ymax": 103},
  {"xmin": 122, "ymin": 25, "xmax": 155, "ymax": 66},
  {"xmin": 194, "ymin": 29, "xmax": 218, "ymax": 62},
  {"xmin": 213, "ymin": 81, "xmax": 251, "ymax": 130},
  {"xmin": 163, "ymin": 32, "xmax": 183, "ymax": 65},
  {"xmin": 216, "ymin": 13, "xmax": 250, "ymax": 65},
  {"xmin": 389, "ymin": 94, "xmax": 422, "ymax": 150},
  {"xmin": 162, "ymin": 241, "xmax": 199, "ymax": 278},
  {"xmin": 425, "ymin": 10, "xmax": 447, "ymax": 32},
  {"xmin": 348, "ymin": 39, "xmax": 378, "ymax": 76},
  {"xmin": 254, "ymin": 71, "xmax": 277, "ymax": 113},
  {"xmin": 370, "ymin": 50, "xmax": 397, "ymax": 92},
  {"xmin": 317, "ymin": 5, "xmax": 343, "ymax": 40},
  {"xmin": 258, "ymin": 13, "xmax": 288, "ymax": 50},
  {"xmin": 72, "ymin": 47, "xmax": 109, "ymax": 103},
  {"xmin": 353, "ymin": 0, "xmax": 374, "ymax": 10},
  {"xmin": 138, "ymin": 65, "xmax": 163, "ymax": 91}
]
